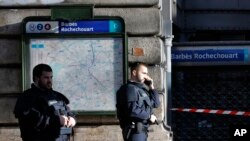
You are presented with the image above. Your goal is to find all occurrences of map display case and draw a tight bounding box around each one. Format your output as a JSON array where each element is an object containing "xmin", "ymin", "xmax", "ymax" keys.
[{"xmin": 22, "ymin": 16, "xmax": 127, "ymax": 114}]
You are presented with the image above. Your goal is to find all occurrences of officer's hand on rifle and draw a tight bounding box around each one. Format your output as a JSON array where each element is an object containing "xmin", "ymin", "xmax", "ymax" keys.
[
  {"xmin": 67, "ymin": 116, "xmax": 76, "ymax": 127},
  {"xmin": 60, "ymin": 115, "xmax": 68, "ymax": 126},
  {"xmin": 149, "ymin": 114, "xmax": 157, "ymax": 123}
]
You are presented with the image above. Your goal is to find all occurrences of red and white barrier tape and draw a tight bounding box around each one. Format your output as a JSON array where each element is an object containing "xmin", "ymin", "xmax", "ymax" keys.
[{"xmin": 171, "ymin": 108, "xmax": 250, "ymax": 116}]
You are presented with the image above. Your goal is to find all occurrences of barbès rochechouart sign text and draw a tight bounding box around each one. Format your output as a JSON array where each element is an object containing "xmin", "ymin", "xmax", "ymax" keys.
[
  {"xmin": 172, "ymin": 49, "xmax": 249, "ymax": 65},
  {"xmin": 171, "ymin": 48, "xmax": 250, "ymax": 65}
]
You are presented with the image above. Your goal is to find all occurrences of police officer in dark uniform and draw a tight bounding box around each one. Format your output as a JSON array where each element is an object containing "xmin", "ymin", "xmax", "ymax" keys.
[
  {"xmin": 14, "ymin": 64, "xmax": 76, "ymax": 141},
  {"xmin": 116, "ymin": 62, "xmax": 160, "ymax": 141}
]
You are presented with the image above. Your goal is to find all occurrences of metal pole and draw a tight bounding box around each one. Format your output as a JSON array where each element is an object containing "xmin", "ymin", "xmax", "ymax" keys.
[
  {"xmin": 164, "ymin": 36, "xmax": 173, "ymax": 127},
  {"xmin": 161, "ymin": 0, "xmax": 174, "ymax": 139},
  {"xmin": 161, "ymin": 35, "xmax": 174, "ymax": 141}
]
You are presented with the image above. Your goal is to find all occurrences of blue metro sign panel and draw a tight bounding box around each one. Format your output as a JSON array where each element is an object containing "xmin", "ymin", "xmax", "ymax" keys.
[
  {"xmin": 26, "ymin": 20, "xmax": 123, "ymax": 34},
  {"xmin": 172, "ymin": 48, "xmax": 250, "ymax": 65},
  {"xmin": 172, "ymin": 49, "xmax": 247, "ymax": 62}
]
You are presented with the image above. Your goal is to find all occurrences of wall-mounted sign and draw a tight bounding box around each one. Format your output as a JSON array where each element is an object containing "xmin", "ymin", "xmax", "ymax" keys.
[
  {"xmin": 26, "ymin": 20, "xmax": 122, "ymax": 34},
  {"xmin": 172, "ymin": 46, "xmax": 249, "ymax": 66}
]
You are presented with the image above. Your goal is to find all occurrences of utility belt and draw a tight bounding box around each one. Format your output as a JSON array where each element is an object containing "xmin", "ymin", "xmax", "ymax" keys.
[
  {"xmin": 123, "ymin": 122, "xmax": 148, "ymax": 140},
  {"xmin": 131, "ymin": 122, "xmax": 148, "ymax": 133}
]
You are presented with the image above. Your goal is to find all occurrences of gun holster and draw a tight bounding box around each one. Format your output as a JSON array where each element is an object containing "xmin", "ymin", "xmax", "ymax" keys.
[
  {"xmin": 123, "ymin": 122, "xmax": 148, "ymax": 140},
  {"xmin": 135, "ymin": 122, "xmax": 148, "ymax": 133},
  {"xmin": 125, "ymin": 122, "xmax": 135, "ymax": 139}
]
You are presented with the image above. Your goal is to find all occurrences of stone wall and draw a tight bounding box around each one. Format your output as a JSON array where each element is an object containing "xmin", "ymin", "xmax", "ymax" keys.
[{"xmin": 0, "ymin": 0, "xmax": 170, "ymax": 140}]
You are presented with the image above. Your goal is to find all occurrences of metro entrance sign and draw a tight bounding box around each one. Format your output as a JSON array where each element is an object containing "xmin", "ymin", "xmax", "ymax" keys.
[
  {"xmin": 25, "ymin": 20, "xmax": 122, "ymax": 34},
  {"xmin": 172, "ymin": 47, "xmax": 250, "ymax": 66}
]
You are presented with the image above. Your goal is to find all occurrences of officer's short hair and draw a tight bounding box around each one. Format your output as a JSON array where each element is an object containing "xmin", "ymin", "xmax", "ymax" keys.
[
  {"xmin": 130, "ymin": 62, "xmax": 147, "ymax": 73},
  {"xmin": 33, "ymin": 64, "xmax": 52, "ymax": 81}
]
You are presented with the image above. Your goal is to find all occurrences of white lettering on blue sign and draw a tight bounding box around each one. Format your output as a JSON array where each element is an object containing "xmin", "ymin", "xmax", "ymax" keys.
[
  {"xmin": 172, "ymin": 53, "xmax": 192, "ymax": 60},
  {"xmin": 61, "ymin": 22, "xmax": 78, "ymax": 27},
  {"xmin": 193, "ymin": 52, "xmax": 238, "ymax": 59},
  {"xmin": 172, "ymin": 49, "xmax": 246, "ymax": 62},
  {"xmin": 61, "ymin": 27, "xmax": 94, "ymax": 32},
  {"xmin": 59, "ymin": 21, "xmax": 110, "ymax": 33},
  {"xmin": 26, "ymin": 20, "xmax": 122, "ymax": 34}
]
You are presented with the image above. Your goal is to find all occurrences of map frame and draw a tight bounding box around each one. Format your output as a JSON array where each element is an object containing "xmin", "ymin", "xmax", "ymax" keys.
[{"xmin": 22, "ymin": 16, "xmax": 128, "ymax": 115}]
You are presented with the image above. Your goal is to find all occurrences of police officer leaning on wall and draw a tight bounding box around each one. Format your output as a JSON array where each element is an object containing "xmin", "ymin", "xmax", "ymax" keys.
[
  {"xmin": 14, "ymin": 64, "xmax": 76, "ymax": 141},
  {"xmin": 116, "ymin": 62, "xmax": 160, "ymax": 141}
]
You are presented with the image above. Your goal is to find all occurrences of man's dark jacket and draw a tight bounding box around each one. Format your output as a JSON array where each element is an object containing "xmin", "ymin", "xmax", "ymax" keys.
[
  {"xmin": 116, "ymin": 81, "xmax": 160, "ymax": 128},
  {"xmin": 14, "ymin": 84, "xmax": 75, "ymax": 141}
]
